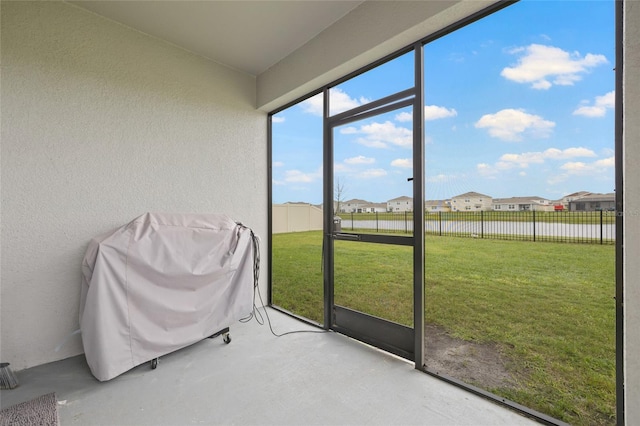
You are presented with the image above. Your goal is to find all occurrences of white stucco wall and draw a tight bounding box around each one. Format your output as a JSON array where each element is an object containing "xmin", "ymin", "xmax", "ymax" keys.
[
  {"xmin": 1, "ymin": 2, "xmax": 267, "ymax": 370},
  {"xmin": 624, "ymin": 1, "xmax": 640, "ymax": 424}
]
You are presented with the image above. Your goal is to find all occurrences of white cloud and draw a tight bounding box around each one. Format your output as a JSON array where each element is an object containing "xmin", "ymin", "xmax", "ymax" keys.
[
  {"xmin": 545, "ymin": 147, "xmax": 597, "ymax": 159},
  {"xmin": 299, "ymin": 88, "xmax": 369, "ymax": 116},
  {"xmin": 391, "ymin": 158, "xmax": 412, "ymax": 168},
  {"xmin": 344, "ymin": 120, "xmax": 412, "ymax": 149},
  {"xmin": 573, "ymin": 91, "xmax": 615, "ymax": 117},
  {"xmin": 359, "ymin": 168, "xmax": 388, "ymax": 179},
  {"xmin": 395, "ymin": 105, "xmax": 457, "ymax": 122},
  {"xmin": 548, "ymin": 156, "xmax": 614, "ymax": 184},
  {"xmin": 475, "ymin": 108, "xmax": 555, "ymax": 141},
  {"xmin": 601, "ymin": 147, "xmax": 615, "ymax": 157},
  {"xmin": 595, "ymin": 156, "xmax": 615, "ymax": 168},
  {"xmin": 272, "ymin": 116, "xmax": 286, "ymax": 123},
  {"xmin": 331, "ymin": 89, "xmax": 370, "ymax": 115},
  {"xmin": 395, "ymin": 111, "xmax": 412, "ymax": 122},
  {"xmin": 424, "ymin": 105, "xmax": 458, "ymax": 121},
  {"xmin": 273, "ymin": 161, "xmax": 284, "ymax": 167},
  {"xmin": 427, "ymin": 173, "xmax": 454, "ymax": 183},
  {"xmin": 560, "ymin": 162, "xmax": 590, "ymax": 172},
  {"xmin": 300, "ymin": 93, "xmax": 324, "ymax": 116},
  {"xmin": 356, "ymin": 138, "xmax": 389, "ymax": 149},
  {"xmin": 498, "ymin": 147, "xmax": 596, "ymax": 168},
  {"xmin": 477, "ymin": 163, "xmax": 498, "ymax": 177},
  {"xmin": 283, "ymin": 167, "xmax": 322, "ymax": 183},
  {"xmin": 340, "ymin": 127, "xmax": 359, "ymax": 134},
  {"xmin": 344, "ymin": 155, "xmax": 375, "ymax": 165},
  {"xmin": 478, "ymin": 148, "xmax": 602, "ymax": 183},
  {"xmin": 501, "ymin": 44, "xmax": 608, "ymax": 90}
]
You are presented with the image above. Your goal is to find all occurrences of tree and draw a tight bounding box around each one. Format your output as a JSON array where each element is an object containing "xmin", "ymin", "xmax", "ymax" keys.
[{"xmin": 334, "ymin": 177, "xmax": 346, "ymax": 214}]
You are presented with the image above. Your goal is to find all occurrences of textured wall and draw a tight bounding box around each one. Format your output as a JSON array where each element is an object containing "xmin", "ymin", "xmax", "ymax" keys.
[
  {"xmin": 624, "ymin": 1, "xmax": 640, "ymax": 424},
  {"xmin": 1, "ymin": 2, "xmax": 267, "ymax": 370}
]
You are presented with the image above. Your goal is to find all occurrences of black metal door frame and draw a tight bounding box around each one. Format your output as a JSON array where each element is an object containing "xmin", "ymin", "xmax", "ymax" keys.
[{"xmin": 322, "ymin": 44, "xmax": 425, "ymax": 365}]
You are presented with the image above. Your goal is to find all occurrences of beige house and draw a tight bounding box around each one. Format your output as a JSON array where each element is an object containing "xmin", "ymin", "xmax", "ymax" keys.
[
  {"xmin": 362, "ymin": 202, "xmax": 388, "ymax": 213},
  {"xmin": 492, "ymin": 196, "xmax": 553, "ymax": 212},
  {"xmin": 425, "ymin": 199, "xmax": 451, "ymax": 213},
  {"xmin": 450, "ymin": 192, "xmax": 492, "ymax": 212},
  {"xmin": 387, "ymin": 196, "xmax": 413, "ymax": 212},
  {"xmin": 340, "ymin": 198, "xmax": 370, "ymax": 213}
]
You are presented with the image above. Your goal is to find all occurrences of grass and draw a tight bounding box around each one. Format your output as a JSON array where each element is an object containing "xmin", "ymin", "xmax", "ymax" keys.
[{"xmin": 271, "ymin": 231, "xmax": 616, "ymax": 425}]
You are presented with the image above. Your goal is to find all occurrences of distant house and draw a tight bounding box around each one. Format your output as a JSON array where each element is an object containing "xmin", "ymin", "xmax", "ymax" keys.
[
  {"xmin": 450, "ymin": 192, "xmax": 492, "ymax": 212},
  {"xmin": 425, "ymin": 199, "xmax": 451, "ymax": 213},
  {"xmin": 568, "ymin": 193, "xmax": 616, "ymax": 212},
  {"xmin": 387, "ymin": 196, "xmax": 413, "ymax": 212},
  {"xmin": 492, "ymin": 196, "xmax": 552, "ymax": 212},
  {"xmin": 340, "ymin": 198, "xmax": 370, "ymax": 213},
  {"xmin": 557, "ymin": 191, "xmax": 591, "ymax": 210},
  {"xmin": 361, "ymin": 202, "xmax": 387, "ymax": 213}
]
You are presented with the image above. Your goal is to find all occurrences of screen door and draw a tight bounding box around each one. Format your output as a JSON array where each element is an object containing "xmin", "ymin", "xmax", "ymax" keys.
[{"xmin": 327, "ymin": 98, "xmax": 417, "ymax": 360}]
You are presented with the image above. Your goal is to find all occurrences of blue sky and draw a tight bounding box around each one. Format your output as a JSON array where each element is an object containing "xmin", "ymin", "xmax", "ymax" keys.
[{"xmin": 272, "ymin": 0, "xmax": 615, "ymax": 205}]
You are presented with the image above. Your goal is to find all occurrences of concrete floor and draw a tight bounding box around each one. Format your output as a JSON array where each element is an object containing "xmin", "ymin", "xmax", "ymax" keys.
[{"xmin": 1, "ymin": 308, "xmax": 538, "ymax": 425}]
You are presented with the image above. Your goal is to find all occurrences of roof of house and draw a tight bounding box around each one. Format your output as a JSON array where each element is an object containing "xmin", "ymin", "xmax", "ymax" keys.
[
  {"xmin": 569, "ymin": 193, "xmax": 615, "ymax": 202},
  {"xmin": 563, "ymin": 191, "xmax": 591, "ymax": 199},
  {"xmin": 493, "ymin": 196, "xmax": 547, "ymax": 204},
  {"xmin": 343, "ymin": 198, "xmax": 370, "ymax": 204},
  {"xmin": 388, "ymin": 196, "xmax": 413, "ymax": 202},
  {"xmin": 451, "ymin": 191, "xmax": 492, "ymax": 199}
]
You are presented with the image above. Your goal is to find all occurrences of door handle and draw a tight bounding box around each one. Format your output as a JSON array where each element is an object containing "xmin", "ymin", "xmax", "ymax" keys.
[{"xmin": 334, "ymin": 233, "xmax": 361, "ymax": 241}]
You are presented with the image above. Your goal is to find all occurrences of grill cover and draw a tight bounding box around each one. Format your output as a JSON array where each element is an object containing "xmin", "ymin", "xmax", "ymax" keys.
[{"xmin": 80, "ymin": 213, "xmax": 255, "ymax": 381}]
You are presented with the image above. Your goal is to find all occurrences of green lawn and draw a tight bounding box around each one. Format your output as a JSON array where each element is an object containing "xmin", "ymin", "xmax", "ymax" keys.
[{"xmin": 271, "ymin": 231, "xmax": 616, "ymax": 425}]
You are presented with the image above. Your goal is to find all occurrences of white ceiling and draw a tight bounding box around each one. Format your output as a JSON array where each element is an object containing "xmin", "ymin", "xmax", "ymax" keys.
[{"xmin": 69, "ymin": 1, "xmax": 365, "ymax": 76}]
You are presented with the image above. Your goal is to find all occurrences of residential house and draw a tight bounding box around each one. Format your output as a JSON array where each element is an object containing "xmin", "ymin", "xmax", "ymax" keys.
[
  {"xmin": 569, "ymin": 193, "xmax": 616, "ymax": 211},
  {"xmin": 557, "ymin": 191, "xmax": 591, "ymax": 209},
  {"xmin": 361, "ymin": 202, "xmax": 388, "ymax": 213},
  {"xmin": 425, "ymin": 199, "xmax": 451, "ymax": 213},
  {"xmin": 450, "ymin": 192, "xmax": 492, "ymax": 212},
  {"xmin": 492, "ymin": 196, "xmax": 553, "ymax": 212},
  {"xmin": 387, "ymin": 196, "xmax": 413, "ymax": 212},
  {"xmin": 340, "ymin": 198, "xmax": 370, "ymax": 213}
]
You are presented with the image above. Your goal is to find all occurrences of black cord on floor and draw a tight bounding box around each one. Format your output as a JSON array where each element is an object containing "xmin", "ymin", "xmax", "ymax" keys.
[{"xmin": 238, "ymin": 224, "xmax": 327, "ymax": 338}]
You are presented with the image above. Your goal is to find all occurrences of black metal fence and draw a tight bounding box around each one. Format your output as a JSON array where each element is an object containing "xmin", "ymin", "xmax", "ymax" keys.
[{"xmin": 337, "ymin": 210, "xmax": 616, "ymax": 244}]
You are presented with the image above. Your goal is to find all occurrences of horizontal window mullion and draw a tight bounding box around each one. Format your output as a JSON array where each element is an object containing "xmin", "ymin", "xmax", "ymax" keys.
[{"xmin": 328, "ymin": 87, "xmax": 415, "ymax": 124}]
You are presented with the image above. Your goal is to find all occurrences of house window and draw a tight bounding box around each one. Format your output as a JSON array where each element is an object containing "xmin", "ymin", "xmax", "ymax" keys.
[{"xmin": 508, "ymin": 204, "xmax": 515, "ymax": 210}]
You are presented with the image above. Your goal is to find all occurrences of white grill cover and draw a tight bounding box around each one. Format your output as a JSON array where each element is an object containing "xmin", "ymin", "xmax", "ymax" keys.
[{"xmin": 80, "ymin": 213, "xmax": 255, "ymax": 381}]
